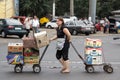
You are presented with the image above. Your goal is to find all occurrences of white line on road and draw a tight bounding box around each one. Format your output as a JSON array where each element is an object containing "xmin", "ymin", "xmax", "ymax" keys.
[{"xmin": 1, "ymin": 60, "xmax": 120, "ymax": 65}]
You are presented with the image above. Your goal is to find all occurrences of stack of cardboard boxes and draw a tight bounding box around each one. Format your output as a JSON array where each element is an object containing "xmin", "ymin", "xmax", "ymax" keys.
[
  {"xmin": 85, "ymin": 38, "xmax": 103, "ymax": 65},
  {"xmin": 22, "ymin": 31, "xmax": 49, "ymax": 64},
  {"xmin": 7, "ymin": 43, "xmax": 24, "ymax": 65},
  {"xmin": 6, "ymin": 31, "xmax": 49, "ymax": 65}
]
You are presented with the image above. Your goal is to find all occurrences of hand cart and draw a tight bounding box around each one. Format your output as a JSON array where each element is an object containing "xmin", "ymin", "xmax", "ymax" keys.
[
  {"xmin": 70, "ymin": 40, "xmax": 113, "ymax": 73},
  {"xmin": 6, "ymin": 30, "xmax": 49, "ymax": 73},
  {"xmin": 13, "ymin": 45, "xmax": 49, "ymax": 73}
]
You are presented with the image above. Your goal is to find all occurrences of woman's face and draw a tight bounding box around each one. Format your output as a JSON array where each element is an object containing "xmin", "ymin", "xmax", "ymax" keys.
[{"xmin": 56, "ymin": 19, "xmax": 63, "ymax": 26}]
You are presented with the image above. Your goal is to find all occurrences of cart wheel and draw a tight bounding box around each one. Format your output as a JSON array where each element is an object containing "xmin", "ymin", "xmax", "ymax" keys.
[
  {"xmin": 14, "ymin": 65, "xmax": 23, "ymax": 73},
  {"xmin": 33, "ymin": 64, "xmax": 41, "ymax": 73},
  {"xmin": 105, "ymin": 66, "xmax": 113, "ymax": 73},
  {"xmin": 103, "ymin": 65, "xmax": 109, "ymax": 71},
  {"xmin": 85, "ymin": 66, "xmax": 94, "ymax": 73}
]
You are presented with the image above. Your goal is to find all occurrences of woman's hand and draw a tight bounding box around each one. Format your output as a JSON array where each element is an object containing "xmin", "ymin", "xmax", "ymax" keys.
[{"xmin": 49, "ymin": 35, "xmax": 57, "ymax": 42}]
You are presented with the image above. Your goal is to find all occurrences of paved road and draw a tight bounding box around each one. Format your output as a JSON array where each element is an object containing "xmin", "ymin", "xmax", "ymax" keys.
[{"xmin": 0, "ymin": 29, "xmax": 120, "ymax": 80}]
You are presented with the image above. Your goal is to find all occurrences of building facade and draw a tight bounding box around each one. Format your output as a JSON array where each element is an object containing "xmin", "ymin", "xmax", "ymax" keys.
[{"xmin": 0, "ymin": 0, "xmax": 19, "ymax": 18}]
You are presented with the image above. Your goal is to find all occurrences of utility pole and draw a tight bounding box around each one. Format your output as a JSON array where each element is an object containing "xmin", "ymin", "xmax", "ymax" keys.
[
  {"xmin": 52, "ymin": 0, "xmax": 55, "ymax": 19},
  {"xmin": 70, "ymin": 0, "xmax": 74, "ymax": 16},
  {"xmin": 89, "ymin": 0, "xmax": 97, "ymax": 24}
]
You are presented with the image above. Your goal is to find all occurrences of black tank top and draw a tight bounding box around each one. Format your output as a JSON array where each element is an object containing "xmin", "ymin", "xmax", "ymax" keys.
[
  {"xmin": 56, "ymin": 25, "xmax": 66, "ymax": 38},
  {"xmin": 56, "ymin": 25, "xmax": 70, "ymax": 43}
]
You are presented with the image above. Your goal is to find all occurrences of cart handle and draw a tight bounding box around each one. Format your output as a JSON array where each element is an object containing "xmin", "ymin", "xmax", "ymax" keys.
[
  {"xmin": 39, "ymin": 45, "xmax": 49, "ymax": 64},
  {"xmin": 70, "ymin": 42, "xmax": 87, "ymax": 65}
]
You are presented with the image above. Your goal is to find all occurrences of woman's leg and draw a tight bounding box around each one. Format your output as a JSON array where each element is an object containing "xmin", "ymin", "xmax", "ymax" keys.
[
  {"xmin": 26, "ymin": 29, "xmax": 30, "ymax": 37},
  {"xmin": 62, "ymin": 43, "xmax": 70, "ymax": 73},
  {"xmin": 56, "ymin": 50, "xmax": 65, "ymax": 71}
]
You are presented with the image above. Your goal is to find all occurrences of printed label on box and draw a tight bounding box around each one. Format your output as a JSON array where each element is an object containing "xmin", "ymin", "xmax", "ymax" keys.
[
  {"xmin": 8, "ymin": 43, "xmax": 23, "ymax": 52},
  {"xmin": 86, "ymin": 38, "xmax": 102, "ymax": 48},
  {"xmin": 6, "ymin": 54, "xmax": 23, "ymax": 65}
]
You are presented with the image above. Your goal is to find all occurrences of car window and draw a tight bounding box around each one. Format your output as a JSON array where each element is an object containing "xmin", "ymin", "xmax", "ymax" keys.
[
  {"xmin": 69, "ymin": 22, "xmax": 74, "ymax": 25},
  {"xmin": 51, "ymin": 20, "xmax": 56, "ymax": 22},
  {"xmin": 0, "ymin": 20, "xmax": 4, "ymax": 25},
  {"xmin": 6, "ymin": 19, "xmax": 22, "ymax": 25}
]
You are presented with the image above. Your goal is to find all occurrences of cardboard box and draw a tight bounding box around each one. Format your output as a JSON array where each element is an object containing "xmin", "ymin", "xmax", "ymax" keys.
[
  {"xmin": 6, "ymin": 54, "xmax": 24, "ymax": 65},
  {"xmin": 8, "ymin": 43, "xmax": 23, "ymax": 52},
  {"xmin": 85, "ymin": 48, "xmax": 102, "ymax": 56},
  {"xmin": 85, "ymin": 38, "xmax": 102, "ymax": 48},
  {"xmin": 8, "ymin": 52, "xmax": 23, "ymax": 55},
  {"xmin": 24, "ymin": 56, "xmax": 39, "ymax": 64},
  {"xmin": 85, "ymin": 55, "xmax": 102, "ymax": 65},
  {"xmin": 24, "ymin": 48, "xmax": 39, "ymax": 57},
  {"xmin": 22, "ymin": 37, "xmax": 37, "ymax": 48},
  {"xmin": 92, "ymin": 56, "xmax": 103, "ymax": 64},
  {"xmin": 34, "ymin": 31, "xmax": 49, "ymax": 48}
]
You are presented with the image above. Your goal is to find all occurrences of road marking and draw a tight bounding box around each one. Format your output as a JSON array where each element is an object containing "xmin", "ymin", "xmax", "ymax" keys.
[{"xmin": 1, "ymin": 60, "xmax": 120, "ymax": 65}]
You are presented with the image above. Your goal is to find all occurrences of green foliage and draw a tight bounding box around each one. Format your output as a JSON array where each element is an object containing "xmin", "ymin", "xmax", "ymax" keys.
[
  {"xmin": 19, "ymin": 0, "xmax": 120, "ymax": 18},
  {"xmin": 19, "ymin": 0, "xmax": 52, "ymax": 18},
  {"xmin": 74, "ymin": 0, "xmax": 89, "ymax": 18}
]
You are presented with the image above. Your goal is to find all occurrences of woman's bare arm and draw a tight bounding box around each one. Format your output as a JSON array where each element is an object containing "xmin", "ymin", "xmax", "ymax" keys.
[{"xmin": 63, "ymin": 28, "xmax": 71, "ymax": 42}]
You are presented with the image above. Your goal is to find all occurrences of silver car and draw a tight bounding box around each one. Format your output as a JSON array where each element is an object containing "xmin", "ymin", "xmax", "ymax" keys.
[{"xmin": 65, "ymin": 21, "xmax": 96, "ymax": 35}]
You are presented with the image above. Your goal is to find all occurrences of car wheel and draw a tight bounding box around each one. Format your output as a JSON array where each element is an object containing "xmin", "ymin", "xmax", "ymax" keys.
[
  {"xmin": 47, "ymin": 25, "xmax": 52, "ymax": 29},
  {"xmin": 18, "ymin": 35, "xmax": 24, "ymax": 38},
  {"xmin": 85, "ymin": 32, "xmax": 90, "ymax": 36},
  {"xmin": 72, "ymin": 30, "xmax": 78, "ymax": 35},
  {"xmin": 93, "ymin": 28, "xmax": 97, "ymax": 34},
  {"xmin": 1, "ymin": 31, "xmax": 7, "ymax": 38}
]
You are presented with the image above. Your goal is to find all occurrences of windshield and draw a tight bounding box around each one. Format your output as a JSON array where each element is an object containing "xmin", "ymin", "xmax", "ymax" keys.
[
  {"xmin": 51, "ymin": 20, "xmax": 56, "ymax": 22},
  {"xmin": 6, "ymin": 19, "xmax": 22, "ymax": 25}
]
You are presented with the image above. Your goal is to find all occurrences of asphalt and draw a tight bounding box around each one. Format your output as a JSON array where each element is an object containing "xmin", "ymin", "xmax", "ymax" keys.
[{"xmin": 0, "ymin": 29, "xmax": 120, "ymax": 80}]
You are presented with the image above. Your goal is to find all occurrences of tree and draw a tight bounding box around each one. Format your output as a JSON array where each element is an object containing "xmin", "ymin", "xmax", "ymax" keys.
[
  {"xmin": 97, "ymin": 0, "xmax": 114, "ymax": 18},
  {"xmin": 55, "ymin": 0, "xmax": 70, "ymax": 16},
  {"xmin": 19, "ymin": 0, "xmax": 120, "ymax": 19},
  {"xmin": 19, "ymin": 0, "xmax": 52, "ymax": 18},
  {"xmin": 74, "ymin": 0, "xmax": 89, "ymax": 18}
]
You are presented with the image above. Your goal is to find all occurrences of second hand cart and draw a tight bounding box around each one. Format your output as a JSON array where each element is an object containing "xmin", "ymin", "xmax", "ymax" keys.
[{"xmin": 70, "ymin": 38, "xmax": 113, "ymax": 73}]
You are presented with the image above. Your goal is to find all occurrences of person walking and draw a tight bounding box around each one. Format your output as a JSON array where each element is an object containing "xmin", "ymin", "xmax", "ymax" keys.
[
  {"xmin": 50, "ymin": 17, "xmax": 71, "ymax": 73},
  {"xmin": 24, "ymin": 17, "xmax": 31, "ymax": 37},
  {"xmin": 100, "ymin": 18, "xmax": 105, "ymax": 33},
  {"xmin": 32, "ymin": 16, "xmax": 40, "ymax": 33},
  {"xmin": 104, "ymin": 17, "xmax": 110, "ymax": 33}
]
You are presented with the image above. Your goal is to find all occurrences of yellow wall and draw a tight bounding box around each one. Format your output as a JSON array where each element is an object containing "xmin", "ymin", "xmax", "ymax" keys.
[{"xmin": 0, "ymin": 0, "xmax": 14, "ymax": 18}]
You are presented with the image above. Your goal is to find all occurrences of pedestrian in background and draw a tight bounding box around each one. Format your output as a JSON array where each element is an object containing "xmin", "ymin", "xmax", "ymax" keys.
[
  {"xmin": 50, "ymin": 17, "xmax": 71, "ymax": 73},
  {"xmin": 100, "ymin": 18, "xmax": 105, "ymax": 33},
  {"xmin": 24, "ymin": 17, "xmax": 31, "ymax": 37},
  {"xmin": 32, "ymin": 16, "xmax": 40, "ymax": 33},
  {"xmin": 104, "ymin": 17, "xmax": 110, "ymax": 33}
]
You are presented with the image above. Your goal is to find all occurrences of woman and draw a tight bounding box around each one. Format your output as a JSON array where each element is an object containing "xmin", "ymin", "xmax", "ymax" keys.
[
  {"xmin": 24, "ymin": 17, "xmax": 31, "ymax": 37},
  {"xmin": 104, "ymin": 17, "xmax": 110, "ymax": 33},
  {"xmin": 100, "ymin": 18, "xmax": 105, "ymax": 33},
  {"xmin": 32, "ymin": 16, "xmax": 40, "ymax": 33},
  {"xmin": 50, "ymin": 17, "xmax": 71, "ymax": 73}
]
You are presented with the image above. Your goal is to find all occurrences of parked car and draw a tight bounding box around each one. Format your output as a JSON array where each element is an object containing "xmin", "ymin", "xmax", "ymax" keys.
[
  {"xmin": 0, "ymin": 18, "xmax": 27, "ymax": 38},
  {"xmin": 65, "ymin": 21, "xmax": 96, "ymax": 35},
  {"xmin": 45, "ymin": 19, "xmax": 58, "ymax": 29},
  {"xmin": 108, "ymin": 18, "xmax": 120, "ymax": 33},
  {"xmin": 11, "ymin": 16, "xmax": 26, "ymax": 25}
]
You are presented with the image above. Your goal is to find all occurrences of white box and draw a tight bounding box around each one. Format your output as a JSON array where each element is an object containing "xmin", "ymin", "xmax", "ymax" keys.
[
  {"xmin": 92, "ymin": 56, "xmax": 103, "ymax": 64},
  {"xmin": 86, "ymin": 38, "xmax": 102, "ymax": 48},
  {"xmin": 85, "ymin": 55, "xmax": 103, "ymax": 65},
  {"xmin": 85, "ymin": 48, "xmax": 102, "ymax": 56},
  {"xmin": 34, "ymin": 31, "xmax": 49, "ymax": 48}
]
